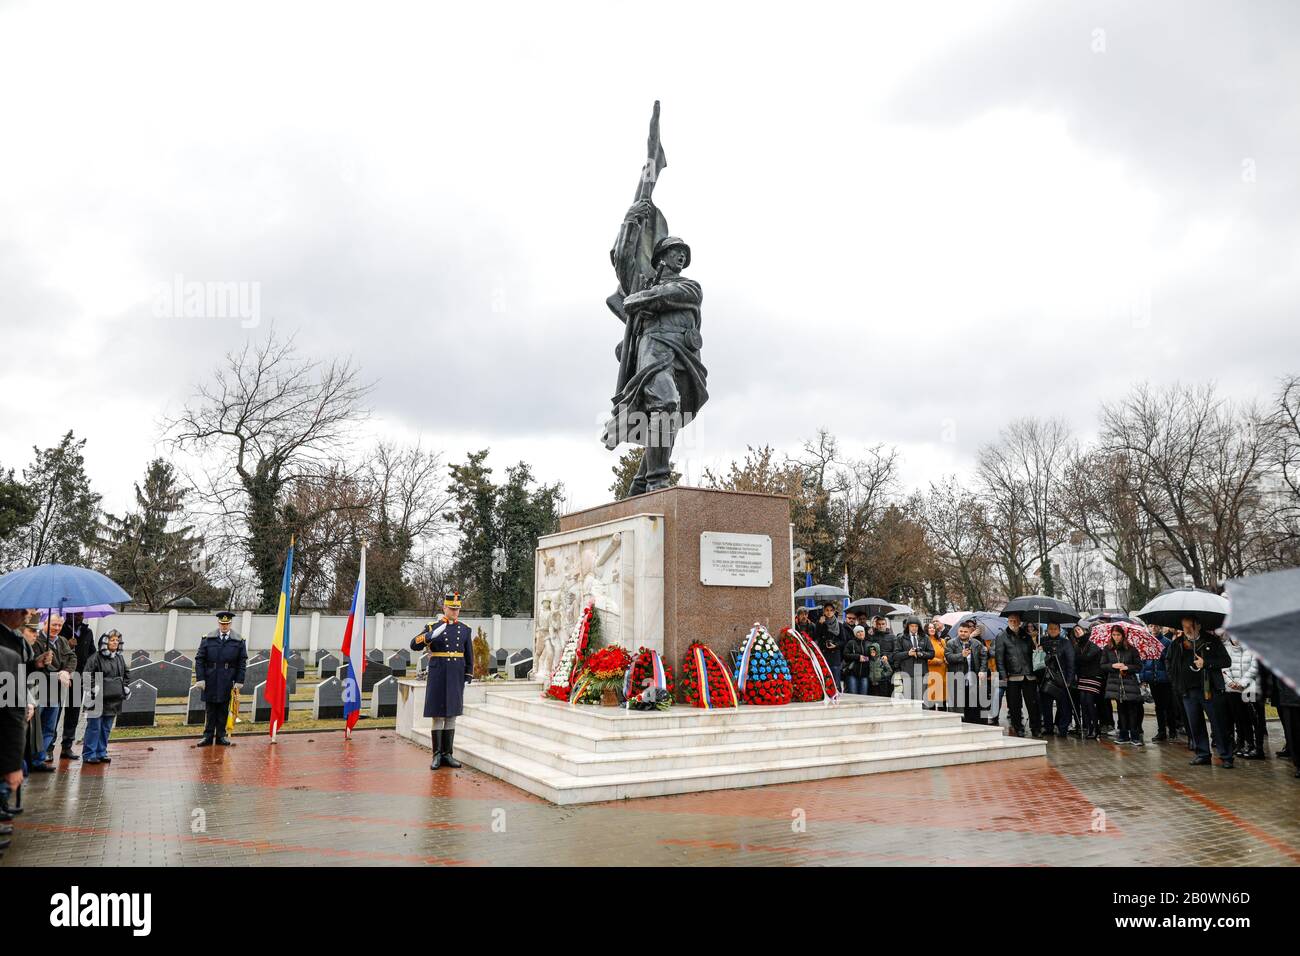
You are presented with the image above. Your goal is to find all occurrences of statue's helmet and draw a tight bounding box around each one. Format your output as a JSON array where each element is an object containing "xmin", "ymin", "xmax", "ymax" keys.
[{"xmin": 652, "ymin": 236, "xmax": 691, "ymax": 268}]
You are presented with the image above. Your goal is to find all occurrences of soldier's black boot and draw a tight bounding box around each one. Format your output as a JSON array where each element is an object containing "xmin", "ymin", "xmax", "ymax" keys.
[
  {"xmin": 429, "ymin": 730, "xmax": 443, "ymax": 770},
  {"xmin": 196, "ymin": 736, "xmax": 214, "ymax": 747},
  {"xmin": 216, "ymin": 736, "xmax": 234, "ymax": 746},
  {"xmin": 441, "ymin": 729, "xmax": 463, "ymax": 768}
]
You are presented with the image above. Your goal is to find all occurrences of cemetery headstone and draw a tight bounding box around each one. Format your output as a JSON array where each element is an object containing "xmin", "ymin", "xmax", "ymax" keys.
[
  {"xmin": 185, "ymin": 684, "xmax": 206, "ymax": 724},
  {"xmin": 252, "ymin": 681, "xmax": 291, "ymax": 724},
  {"xmin": 318, "ymin": 653, "xmax": 340, "ymax": 679},
  {"xmin": 313, "ymin": 648, "xmax": 334, "ymax": 665},
  {"xmin": 131, "ymin": 650, "xmax": 153, "ymax": 667},
  {"xmin": 117, "ymin": 679, "xmax": 158, "ymax": 728},
  {"xmin": 385, "ymin": 649, "xmax": 409, "ymax": 674},
  {"xmin": 368, "ymin": 675, "xmax": 398, "ymax": 718},
  {"xmin": 507, "ymin": 648, "xmax": 534, "ymax": 680},
  {"xmin": 313, "ymin": 676, "xmax": 344, "ymax": 720},
  {"xmin": 287, "ymin": 650, "xmax": 305, "ymax": 679},
  {"xmin": 164, "ymin": 649, "xmax": 184, "ymax": 663},
  {"xmin": 131, "ymin": 660, "xmax": 192, "ymax": 699},
  {"xmin": 366, "ymin": 648, "xmax": 385, "ymax": 664},
  {"xmin": 361, "ymin": 659, "xmax": 393, "ymax": 694}
]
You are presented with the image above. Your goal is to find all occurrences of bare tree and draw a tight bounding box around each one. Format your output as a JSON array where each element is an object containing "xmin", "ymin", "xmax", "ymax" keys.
[
  {"xmin": 166, "ymin": 329, "xmax": 373, "ymax": 610},
  {"xmin": 917, "ymin": 475, "xmax": 996, "ymax": 611}
]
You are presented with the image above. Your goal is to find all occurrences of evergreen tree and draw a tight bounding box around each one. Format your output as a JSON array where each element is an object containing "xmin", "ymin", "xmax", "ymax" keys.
[
  {"xmin": 100, "ymin": 459, "xmax": 207, "ymax": 610},
  {"xmin": 10, "ymin": 431, "xmax": 101, "ymax": 567}
]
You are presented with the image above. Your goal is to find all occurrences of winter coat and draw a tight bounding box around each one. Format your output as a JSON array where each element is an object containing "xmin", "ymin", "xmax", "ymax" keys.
[
  {"xmin": 1072, "ymin": 635, "xmax": 1103, "ymax": 683},
  {"xmin": 0, "ymin": 634, "xmax": 27, "ymax": 775},
  {"xmin": 1165, "ymin": 633, "xmax": 1230, "ymax": 697},
  {"xmin": 1221, "ymin": 639, "xmax": 1258, "ymax": 697},
  {"xmin": 1040, "ymin": 632, "xmax": 1075, "ymax": 694},
  {"xmin": 411, "ymin": 620, "xmax": 474, "ymax": 718},
  {"xmin": 994, "ymin": 627, "xmax": 1038, "ymax": 680},
  {"xmin": 926, "ymin": 635, "xmax": 948, "ymax": 703},
  {"xmin": 1139, "ymin": 635, "xmax": 1171, "ymax": 684},
  {"xmin": 945, "ymin": 636, "xmax": 990, "ymax": 676},
  {"xmin": 194, "ymin": 631, "xmax": 249, "ymax": 704},
  {"xmin": 61, "ymin": 620, "xmax": 96, "ymax": 672},
  {"xmin": 814, "ymin": 619, "xmax": 846, "ymax": 668},
  {"xmin": 35, "ymin": 630, "xmax": 77, "ymax": 674},
  {"xmin": 83, "ymin": 644, "xmax": 131, "ymax": 717},
  {"xmin": 1101, "ymin": 644, "xmax": 1142, "ymax": 701}
]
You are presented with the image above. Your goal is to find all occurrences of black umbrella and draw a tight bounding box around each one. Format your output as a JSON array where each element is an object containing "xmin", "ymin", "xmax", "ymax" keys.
[
  {"xmin": 845, "ymin": 597, "xmax": 894, "ymax": 618},
  {"xmin": 999, "ymin": 594, "xmax": 1080, "ymax": 625},
  {"xmin": 1134, "ymin": 586, "xmax": 1229, "ymax": 630},
  {"xmin": 1224, "ymin": 568, "xmax": 1299, "ymax": 693}
]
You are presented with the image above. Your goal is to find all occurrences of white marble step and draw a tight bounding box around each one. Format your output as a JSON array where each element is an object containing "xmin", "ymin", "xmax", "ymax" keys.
[
  {"xmin": 429, "ymin": 728, "xmax": 1045, "ymax": 804},
  {"xmin": 455, "ymin": 715, "xmax": 1006, "ymax": 776},
  {"xmin": 465, "ymin": 699, "xmax": 973, "ymax": 752},
  {"xmin": 490, "ymin": 691, "xmax": 918, "ymax": 731}
]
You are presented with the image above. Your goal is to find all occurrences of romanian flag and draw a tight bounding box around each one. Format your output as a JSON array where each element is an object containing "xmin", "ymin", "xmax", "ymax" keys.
[
  {"xmin": 266, "ymin": 536, "xmax": 294, "ymax": 740},
  {"xmin": 340, "ymin": 544, "xmax": 367, "ymax": 734}
]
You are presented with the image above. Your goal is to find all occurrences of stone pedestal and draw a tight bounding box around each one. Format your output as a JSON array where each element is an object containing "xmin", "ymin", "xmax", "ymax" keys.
[{"xmin": 533, "ymin": 486, "xmax": 793, "ymax": 674}]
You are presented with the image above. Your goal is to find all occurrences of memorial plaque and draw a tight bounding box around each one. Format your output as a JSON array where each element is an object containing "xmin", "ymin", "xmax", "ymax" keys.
[{"xmin": 699, "ymin": 531, "xmax": 772, "ymax": 587}]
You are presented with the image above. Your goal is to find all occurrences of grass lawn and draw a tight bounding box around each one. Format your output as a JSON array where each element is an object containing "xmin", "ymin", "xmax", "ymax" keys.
[{"xmin": 110, "ymin": 712, "xmax": 396, "ymax": 739}]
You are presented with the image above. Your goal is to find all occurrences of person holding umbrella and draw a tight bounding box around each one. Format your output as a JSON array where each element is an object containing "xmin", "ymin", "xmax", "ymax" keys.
[
  {"xmin": 56, "ymin": 611, "xmax": 95, "ymax": 761},
  {"xmin": 1070, "ymin": 622, "xmax": 1102, "ymax": 739},
  {"xmin": 1038, "ymin": 621, "xmax": 1075, "ymax": 737},
  {"xmin": 1101, "ymin": 624, "xmax": 1144, "ymax": 745},
  {"xmin": 1165, "ymin": 617, "xmax": 1233, "ymax": 767},
  {"xmin": 1140, "ymin": 627, "xmax": 1179, "ymax": 743},
  {"xmin": 995, "ymin": 612, "xmax": 1043, "ymax": 738}
]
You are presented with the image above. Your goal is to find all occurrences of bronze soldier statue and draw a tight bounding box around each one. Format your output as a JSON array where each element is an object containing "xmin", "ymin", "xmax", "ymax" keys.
[{"xmin": 602, "ymin": 101, "xmax": 707, "ymax": 496}]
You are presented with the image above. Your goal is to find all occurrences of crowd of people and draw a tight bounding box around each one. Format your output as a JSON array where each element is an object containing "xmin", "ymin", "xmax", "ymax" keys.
[
  {"xmin": 792, "ymin": 602, "xmax": 1300, "ymax": 779},
  {"xmin": 1, "ymin": 607, "xmax": 132, "ymax": 857}
]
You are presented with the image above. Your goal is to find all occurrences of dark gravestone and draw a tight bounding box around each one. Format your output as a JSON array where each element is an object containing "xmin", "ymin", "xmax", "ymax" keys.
[
  {"xmin": 318, "ymin": 653, "xmax": 340, "ymax": 679},
  {"xmin": 241, "ymin": 658, "xmax": 297, "ymax": 700},
  {"xmin": 164, "ymin": 649, "xmax": 184, "ymax": 663},
  {"xmin": 185, "ymin": 684, "xmax": 206, "ymax": 724},
  {"xmin": 507, "ymin": 648, "xmax": 534, "ymax": 679},
  {"xmin": 366, "ymin": 648, "xmax": 385, "ymax": 665},
  {"xmin": 361, "ymin": 660, "xmax": 392, "ymax": 694},
  {"xmin": 131, "ymin": 660, "xmax": 192, "ymax": 699},
  {"xmin": 313, "ymin": 676, "xmax": 344, "ymax": 719},
  {"xmin": 171, "ymin": 653, "xmax": 194, "ymax": 671},
  {"xmin": 287, "ymin": 651, "xmax": 305, "ymax": 679},
  {"xmin": 385, "ymin": 649, "xmax": 409, "ymax": 674},
  {"xmin": 131, "ymin": 650, "xmax": 153, "ymax": 667},
  {"xmin": 248, "ymin": 651, "xmax": 269, "ymax": 665},
  {"xmin": 313, "ymin": 648, "xmax": 334, "ymax": 665},
  {"xmin": 252, "ymin": 681, "xmax": 290, "ymax": 724},
  {"xmin": 117, "ymin": 679, "xmax": 157, "ymax": 728},
  {"xmin": 492, "ymin": 648, "xmax": 508, "ymax": 674},
  {"xmin": 368, "ymin": 676, "xmax": 398, "ymax": 718}
]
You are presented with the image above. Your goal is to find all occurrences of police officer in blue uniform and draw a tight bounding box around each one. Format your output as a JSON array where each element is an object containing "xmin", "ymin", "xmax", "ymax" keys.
[
  {"xmin": 410, "ymin": 592, "xmax": 474, "ymax": 770},
  {"xmin": 193, "ymin": 611, "xmax": 248, "ymax": 747}
]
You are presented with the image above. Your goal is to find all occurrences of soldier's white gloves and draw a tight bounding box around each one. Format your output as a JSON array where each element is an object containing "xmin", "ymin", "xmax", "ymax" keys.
[{"xmin": 194, "ymin": 680, "xmax": 206, "ymax": 690}]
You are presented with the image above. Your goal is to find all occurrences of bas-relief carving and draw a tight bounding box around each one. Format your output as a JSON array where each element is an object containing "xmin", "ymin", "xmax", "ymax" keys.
[{"xmin": 533, "ymin": 530, "xmax": 625, "ymax": 678}]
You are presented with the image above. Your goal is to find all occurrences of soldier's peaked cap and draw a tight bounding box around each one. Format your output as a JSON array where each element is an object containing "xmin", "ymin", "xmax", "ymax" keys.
[
  {"xmin": 652, "ymin": 236, "xmax": 690, "ymax": 268},
  {"xmin": 443, "ymin": 592, "xmax": 462, "ymax": 609},
  {"xmin": 215, "ymin": 610, "xmax": 235, "ymax": 622}
]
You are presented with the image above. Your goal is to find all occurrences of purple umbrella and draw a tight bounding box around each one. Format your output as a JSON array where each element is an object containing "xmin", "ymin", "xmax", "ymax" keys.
[{"xmin": 39, "ymin": 603, "xmax": 117, "ymax": 620}]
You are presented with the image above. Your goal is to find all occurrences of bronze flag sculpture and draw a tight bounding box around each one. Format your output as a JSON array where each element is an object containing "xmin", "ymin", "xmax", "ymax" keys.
[{"xmin": 601, "ymin": 101, "xmax": 708, "ymax": 496}]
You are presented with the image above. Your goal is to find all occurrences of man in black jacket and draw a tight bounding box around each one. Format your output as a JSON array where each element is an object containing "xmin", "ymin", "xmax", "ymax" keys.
[
  {"xmin": 1166, "ymin": 617, "xmax": 1233, "ymax": 767},
  {"xmin": 0, "ymin": 608, "xmax": 32, "ymax": 845},
  {"xmin": 1038, "ymin": 622, "xmax": 1076, "ymax": 737},
  {"xmin": 814, "ymin": 603, "xmax": 846, "ymax": 690},
  {"xmin": 995, "ymin": 613, "xmax": 1043, "ymax": 738},
  {"xmin": 56, "ymin": 612, "xmax": 94, "ymax": 761},
  {"xmin": 193, "ymin": 611, "xmax": 248, "ymax": 747}
]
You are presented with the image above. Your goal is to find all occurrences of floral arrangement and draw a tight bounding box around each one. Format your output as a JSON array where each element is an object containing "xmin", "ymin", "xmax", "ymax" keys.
[
  {"xmin": 569, "ymin": 644, "xmax": 633, "ymax": 705},
  {"xmin": 544, "ymin": 602, "xmax": 597, "ymax": 702},
  {"xmin": 623, "ymin": 646, "xmax": 674, "ymax": 711},
  {"xmin": 779, "ymin": 627, "xmax": 839, "ymax": 703},
  {"xmin": 678, "ymin": 640, "xmax": 738, "ymax": 709},
  {"xmin": 733, "ymin": 623, "xmax": 793, "ymax": 706},
  {"xmin": 472, "ymin": 630, "xmax": 491, "ymax": 679}
]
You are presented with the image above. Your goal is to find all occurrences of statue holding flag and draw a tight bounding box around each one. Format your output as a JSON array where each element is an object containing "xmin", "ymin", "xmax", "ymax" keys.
[{"xmin": 601, "ymin": 101, "xmax": 708, "ymax": 496}]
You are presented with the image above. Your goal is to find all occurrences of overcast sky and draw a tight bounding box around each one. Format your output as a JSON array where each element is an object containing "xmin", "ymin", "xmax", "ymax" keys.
[{"xmin": 2, "ymin": 0, "xmax": 1297, "ymax": 519}]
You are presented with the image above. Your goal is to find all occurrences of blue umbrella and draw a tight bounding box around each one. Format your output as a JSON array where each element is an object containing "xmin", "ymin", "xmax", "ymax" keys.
[
  {"xmin": 0, "ymin": 563, "xmax": 131, "ymax": 610},
  {"xmin": 954, "ymin": 611, "xmax": 1010, "ymax": 642}
]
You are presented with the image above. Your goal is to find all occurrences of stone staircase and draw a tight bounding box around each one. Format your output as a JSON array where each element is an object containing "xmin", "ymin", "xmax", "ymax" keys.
[{"xmin": 404, "ymin": 681, "xmax": 1045, "ymax": 804}]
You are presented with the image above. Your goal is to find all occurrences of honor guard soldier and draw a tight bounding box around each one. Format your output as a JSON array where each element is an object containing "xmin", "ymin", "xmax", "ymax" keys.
[
  {"xmin": 410, "ymin": 592, "xmax": 474, "ymax": 770},
  {"xmin": 193, "ymin": 611, "xmax": 248, "ymax": 747}
]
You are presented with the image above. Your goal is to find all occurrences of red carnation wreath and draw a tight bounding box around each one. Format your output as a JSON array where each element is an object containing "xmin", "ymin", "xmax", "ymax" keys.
[
  {"xmin": 678, "ymin": 640, "xmax": 738, "ymax": 708},
  {"xmin": 544, "ymin": 603, "xmax": 596, "ymax": 702},
  {"xmin": 779, "ymin": 627, "xmax": 837, "ymax": 702},
  {"xmin": 624, "ymin": 646, "xmax": 675, "ymax": 710}
]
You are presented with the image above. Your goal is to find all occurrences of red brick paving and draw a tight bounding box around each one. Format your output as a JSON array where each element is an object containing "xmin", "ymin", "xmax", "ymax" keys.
[{"xmin": 3, "ymin": 729, "xmax": 1298, "ymax": 866}]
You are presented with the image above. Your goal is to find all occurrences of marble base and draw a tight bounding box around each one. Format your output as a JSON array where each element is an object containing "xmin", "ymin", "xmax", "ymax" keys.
[{"xmin": 396, "ymin": 679, "xmax": 1046, "ymax": 805}]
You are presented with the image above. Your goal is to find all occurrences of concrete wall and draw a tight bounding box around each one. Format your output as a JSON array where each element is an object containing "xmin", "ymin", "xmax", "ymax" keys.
[{"xmin": 89, "ymin": 611, "xmax": 535, "ymax": 655}]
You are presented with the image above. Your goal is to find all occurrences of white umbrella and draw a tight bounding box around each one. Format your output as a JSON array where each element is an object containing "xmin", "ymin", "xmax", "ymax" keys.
[
  {"xmin": 887, "ymin": 603, "xmax": 916, "ymax": 617},
  {"xmin": 1135, "ymin": 586, "xmax": 1229, "ymax": 630}
]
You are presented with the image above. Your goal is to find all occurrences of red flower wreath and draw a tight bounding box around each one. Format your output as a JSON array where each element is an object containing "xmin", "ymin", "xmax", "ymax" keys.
[
  {"xmin": 624, "ymin": 646, "xmax": 675, "ymax": 707},
  {"xmin": 678, "ymin": 640, "xmax": 738, "ymax": 708},
  {"xmin": 779, "ymin": 627, "xmax": 836, "ymax": 702}
]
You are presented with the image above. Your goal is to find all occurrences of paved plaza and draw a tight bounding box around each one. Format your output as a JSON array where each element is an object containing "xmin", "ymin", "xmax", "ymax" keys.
[{"xmin": 3, "ymin": 727, "xmax": 1298, "ymax": 867}]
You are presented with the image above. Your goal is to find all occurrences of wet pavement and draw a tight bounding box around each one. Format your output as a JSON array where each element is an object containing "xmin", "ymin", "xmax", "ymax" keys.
[{"xmin": 3, "ymin": 728, "xmax": 1298, "ymax": 866}]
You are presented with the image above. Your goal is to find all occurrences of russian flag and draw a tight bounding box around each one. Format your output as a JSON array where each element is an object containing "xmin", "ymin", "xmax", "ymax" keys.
[{"xmin": 340, "ymin": 545, "xmax": 366, "ymax": 734}]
